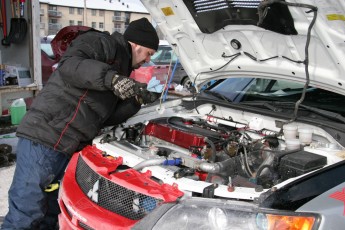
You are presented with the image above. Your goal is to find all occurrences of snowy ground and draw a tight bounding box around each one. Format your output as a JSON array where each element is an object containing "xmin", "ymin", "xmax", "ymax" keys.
[
  {"xmin": 0, "ymin": 133, "xmax": 17, "ymax": 218},
  {"xmin": 0, "ymin": 164, "xmax": 15, "ymax": 217}
]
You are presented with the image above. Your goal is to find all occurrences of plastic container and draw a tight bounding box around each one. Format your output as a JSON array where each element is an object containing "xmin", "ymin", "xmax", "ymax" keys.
[
  {"xmin": 10, "ymin": 98, "xmax": 26, "ymax": 125},
  {"xmin": 285, "ymin": 138, "xmax": 301, "ymax": 150},
  {"xmin": 283, "ymin": 124, "xmax": 298, "ymax": 140},
  {"xmin": 298, "ymin": 127, "xmax": 313, "ymax": 145}
]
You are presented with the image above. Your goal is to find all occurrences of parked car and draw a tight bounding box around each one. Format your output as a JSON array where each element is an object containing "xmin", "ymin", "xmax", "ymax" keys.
[
  {"xmin": 40, "ymin": 35, "xmax": 56, "ymax": 85},
  {"xmin": 40, "ymin": 26, "xmax": 90, "ymax": 85},
  {"xmin": 58, "ymin": 1, "xmax": 345, "ymax": 229},
  {"xmin": 130, "ymin": 40, "xmax": 192, "ymax": 90}
]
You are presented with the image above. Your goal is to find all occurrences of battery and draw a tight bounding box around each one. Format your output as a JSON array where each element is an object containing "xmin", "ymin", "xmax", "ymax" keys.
[{"xmin": 278, "ymin": 150, "xmax": 327, "ymax": 180}]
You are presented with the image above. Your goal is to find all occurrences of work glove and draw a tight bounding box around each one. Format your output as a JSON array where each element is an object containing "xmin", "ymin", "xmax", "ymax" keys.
[
  {"xmin": 112, "ymin": 74, "xmax": 147, "ymax": 100},
  {"xmin": 136, "ymin": 89, "xmax": 160, "ymax": 105}
]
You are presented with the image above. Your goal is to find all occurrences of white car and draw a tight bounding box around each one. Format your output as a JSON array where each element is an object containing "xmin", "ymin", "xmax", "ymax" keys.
[{"xmin": 58, "ymin": 0, "xmax": 345, "ymax": 229}]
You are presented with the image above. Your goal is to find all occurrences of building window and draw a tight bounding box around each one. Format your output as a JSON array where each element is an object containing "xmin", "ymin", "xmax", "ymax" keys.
[
  {"xmin": 69, "ymin": 20, "xmax": 75, "ymax": 26},
  {"xmin": 99, "ymin": 22, "xmax": 104, "ymax": 29},
  {"xmin": 91, "ymin": 9, "xmax": 97, "ymax": 16},
  {"xmin": 69, "ymin": 8, "xmax": 74, "ymax": 14},
  {"xmin": 48, "ymin": 5, "xmax": 57, "ymax": 11},
  {"xmin": 125, "ymin": 12, "xmax": 130, "ymax": 24},
  {"xmin": 91, "ymin": 22, "xmax": 96, "ymax": 28},
  {"xmin": 78, "ymin": 21, "xmax": 83, "ymax": 26},
  {"xmin": 113, "ymin": 11, "xmax": 123, "ymax": 21},
  {"xmin": 99, "ymin": 10, "xmax": 104, "ymax": 17},
  {"xmin": 49, "ymin": 19, "xmax": 58, "ymax": 24},
  {"xmin": 77, "ymin": 8, "xmax": 83, "ymax": 15},
  {"xmin": 114, "ymin": 23, "xmax": 123, "ymax": 33},
  {"xmin": 115, "ymin": 23, "xmax": 122, "ymax": 30}
]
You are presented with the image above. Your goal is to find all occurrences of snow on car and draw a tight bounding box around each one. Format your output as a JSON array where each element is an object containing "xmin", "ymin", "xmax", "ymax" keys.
[{"xmin": 58, "ymin": 0, "xmax": 345, "ymax": 229}]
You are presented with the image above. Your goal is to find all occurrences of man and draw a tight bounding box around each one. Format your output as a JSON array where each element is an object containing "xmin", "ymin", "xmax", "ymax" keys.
[{"xmin": 1, "ymin": 17, "xmax": 160, "ymax": 229}]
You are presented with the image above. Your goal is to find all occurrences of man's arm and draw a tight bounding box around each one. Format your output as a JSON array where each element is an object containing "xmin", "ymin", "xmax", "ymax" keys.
[{"xmin": 104, "ymin": 97, "xmax": 142, "ymax": 126}]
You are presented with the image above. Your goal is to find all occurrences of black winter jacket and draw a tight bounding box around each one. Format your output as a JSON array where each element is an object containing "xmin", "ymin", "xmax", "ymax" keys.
[{"xmin": 17, "ymin": 30, "xmax": 141, "ymax": 156}]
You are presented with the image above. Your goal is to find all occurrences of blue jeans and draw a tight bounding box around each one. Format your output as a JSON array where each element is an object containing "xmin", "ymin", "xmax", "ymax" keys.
[{"xmin": 1, "ymin": 137, "xmax": 69, "ymax": 229}]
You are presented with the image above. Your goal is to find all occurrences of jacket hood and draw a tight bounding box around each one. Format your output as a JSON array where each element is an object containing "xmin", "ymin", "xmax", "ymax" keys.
[{"xmin": 51, "ymin": 26, "xmax": 91, "ymax": 61}]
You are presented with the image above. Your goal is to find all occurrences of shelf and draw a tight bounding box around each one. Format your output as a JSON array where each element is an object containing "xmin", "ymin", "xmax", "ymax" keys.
[
  {"xmin": 0, "ymin": 85, "xmax": 38, "ymax": 112},
  {"xmin": 0, "ymin": 85, "xmax": 38, "ymax": 94}
]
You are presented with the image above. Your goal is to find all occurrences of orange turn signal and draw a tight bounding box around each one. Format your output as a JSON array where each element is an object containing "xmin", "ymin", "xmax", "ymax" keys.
[{"xmin": 266, "ymin": 214, "xmax": 315, "ymax": 230}]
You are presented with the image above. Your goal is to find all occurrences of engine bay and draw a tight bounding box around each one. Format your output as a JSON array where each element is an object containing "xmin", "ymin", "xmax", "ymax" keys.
[{"xmin": 93, "ymin": 105, "xmax": 345, "ymax": 200}]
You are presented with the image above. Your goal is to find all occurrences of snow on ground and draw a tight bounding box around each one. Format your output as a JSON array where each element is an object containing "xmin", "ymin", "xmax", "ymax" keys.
[
  {"xmin": 0, "ymin": 164, "xmax": 15, "ymax": 217},
  {"xmin": 0, "ymin": 133, "xmax": 18, "ymax": 217}
]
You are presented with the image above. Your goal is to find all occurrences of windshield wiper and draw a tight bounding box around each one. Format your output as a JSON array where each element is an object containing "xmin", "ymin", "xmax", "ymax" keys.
[
  {"xmin": 298, "ymin": 103, "xmax": 345, "ymax": 124},
  {"xmin": 241, "ymin": 101, "xmax": 345, "ymax": 124},
  {"xmin": 240, "ymin": 101, "xmax": 283, "ymax": 112},
  {"xmin": 203, "ymin": 90, "xmax": 232, "ymax": 102}
]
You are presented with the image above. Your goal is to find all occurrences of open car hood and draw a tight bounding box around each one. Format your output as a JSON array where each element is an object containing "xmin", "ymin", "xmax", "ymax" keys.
[
  {"xmin": 141, "ymin": 0, "xmax": 345, "ymax": 94},
  {"xmin": 51, "ymin": 25, "xmax": 91, "ymax": 61}
]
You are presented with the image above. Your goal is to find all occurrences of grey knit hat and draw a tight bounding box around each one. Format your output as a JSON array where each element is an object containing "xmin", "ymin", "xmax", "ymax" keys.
[{"xmin": 124, "ymin": 18, "xmax": 159, "ymax": 50}]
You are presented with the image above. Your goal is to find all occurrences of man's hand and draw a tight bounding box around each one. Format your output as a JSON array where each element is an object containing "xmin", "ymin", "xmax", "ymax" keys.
[
  {"xmin": 112, "ymin": 74, "xmax": 147, "ymax": 100},
  {"xmin": 136, "ymin": 89, "xmax": 160, "ymax": 105}
]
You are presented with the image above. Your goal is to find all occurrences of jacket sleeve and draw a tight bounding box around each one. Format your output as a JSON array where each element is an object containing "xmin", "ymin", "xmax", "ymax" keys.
[
  {"xmin": 104, "ymin": 97, "xmax": 142, "ymax": 126},
  {"xmin": 56, "ymin": 31, "xmax": 125, "ymax": 91}
]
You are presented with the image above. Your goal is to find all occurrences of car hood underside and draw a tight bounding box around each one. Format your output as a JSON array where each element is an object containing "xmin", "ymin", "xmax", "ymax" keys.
[{"xmin": 141, "ymin": 0, "xmax": 345, "ymax": 94}]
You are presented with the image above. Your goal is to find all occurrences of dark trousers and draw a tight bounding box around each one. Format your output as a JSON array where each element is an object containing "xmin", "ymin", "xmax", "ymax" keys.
[{"xmin": 1, "ymin": 137, "xmax": 69, "ymax": 229}]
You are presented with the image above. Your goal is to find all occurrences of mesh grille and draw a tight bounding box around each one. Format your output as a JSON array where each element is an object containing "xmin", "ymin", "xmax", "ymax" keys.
[
  {"xmin": 79, "ymin": 221, "xmax": 94, "ymax": 230},
  {"xmin": 76, "ymin": 156, "xmax": 162, "ymax": 220}
]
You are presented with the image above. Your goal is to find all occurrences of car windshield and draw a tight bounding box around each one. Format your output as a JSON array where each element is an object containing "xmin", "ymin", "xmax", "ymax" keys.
[
  {"xmin": 41, "ymin": 42, "xmax": 55, "ymax": 59},
  {"xmin": 205, "ymin": 77, "xmax": 345, "ymax": 116}
]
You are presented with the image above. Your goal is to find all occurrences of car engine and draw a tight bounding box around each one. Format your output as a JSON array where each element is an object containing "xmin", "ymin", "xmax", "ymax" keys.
[{"xmin": 94, "ymin": 109, "xmax": 341, "ymax": 200}]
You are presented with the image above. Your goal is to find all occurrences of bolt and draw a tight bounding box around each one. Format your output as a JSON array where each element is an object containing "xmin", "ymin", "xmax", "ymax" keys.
[{"xmin": 227, "ymin": 177, "xmax": 235, "ymax": 192}]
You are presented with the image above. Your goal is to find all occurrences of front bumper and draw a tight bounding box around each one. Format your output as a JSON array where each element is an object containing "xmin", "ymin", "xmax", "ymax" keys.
[{"xmin": 58, "ymin": 145, "xmax": 183, "ymax": 229}]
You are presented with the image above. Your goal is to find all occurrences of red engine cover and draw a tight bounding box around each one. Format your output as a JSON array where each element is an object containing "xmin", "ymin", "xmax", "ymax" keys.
[{"xmin": 144, "ymin": 122, "xmax": 206, "ymax": 149}]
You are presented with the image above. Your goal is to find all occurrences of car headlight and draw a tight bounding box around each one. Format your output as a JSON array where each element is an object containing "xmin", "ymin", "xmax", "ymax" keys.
[{"xmin": 133, "ymin": 197, "xmax": 320, "ymax": 230}]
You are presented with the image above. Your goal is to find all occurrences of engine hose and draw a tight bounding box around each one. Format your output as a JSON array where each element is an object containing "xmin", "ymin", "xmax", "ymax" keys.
[
  {"xmin": 255, "ymin": 152, "xmax": 275, "ymax": 179},
  {"xmin": 243, "ymin": 147, "xmax": 254, "ymax": 177},
  {"xmin": 239, "ymin": 152, "xmax": 252, "ymax": 178},
  {"xmin": 163, "ymin": 158, "xmax": 183, "ymax": 166},
  {"xmin": 255, "ymin": 164, "xmax": 274, "ymax": 180},
  {"xmin": 198, "ymin": 158, "xmax": 234, "ymax": 174},
  {"xmin": 133, "ymin": 158, "xmax": 166, "ymax": 170},
  {"xmin": 154, "ymin": 144, "xmax": 191, "ymax": 155},
  {"xmin": 133, "ymin": 158, "xmax": 182, "ymax": 171},
  {"xmin": 205, "ymin": 138, "xmax": 217, "ymax": 163}
]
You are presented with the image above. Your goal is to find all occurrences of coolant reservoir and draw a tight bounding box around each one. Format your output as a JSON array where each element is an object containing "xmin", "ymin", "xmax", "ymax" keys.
[
  {"xmin": 283, "ymin": 124, "xmax": 298, "ymax": 140},
  {"xmin": 10, "ymin": 98, "xmax": 26, "ymax": 125}
]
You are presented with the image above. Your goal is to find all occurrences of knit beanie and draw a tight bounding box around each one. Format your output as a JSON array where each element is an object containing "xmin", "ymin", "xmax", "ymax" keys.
[{"xmin": 124, "ymin": 18, "xmax": 159, "ymax": 51}]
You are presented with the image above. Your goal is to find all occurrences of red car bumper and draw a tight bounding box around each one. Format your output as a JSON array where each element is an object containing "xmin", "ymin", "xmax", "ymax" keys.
[{"xmin": 58, "ymin": 145, "xmax": 183, "ymax": 229}]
